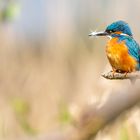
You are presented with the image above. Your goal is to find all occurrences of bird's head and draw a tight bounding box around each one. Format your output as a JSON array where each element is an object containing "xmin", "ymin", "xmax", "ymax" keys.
[{"xmin": 89, "ymin": 21, "xmax": 133, "ymax": 38}]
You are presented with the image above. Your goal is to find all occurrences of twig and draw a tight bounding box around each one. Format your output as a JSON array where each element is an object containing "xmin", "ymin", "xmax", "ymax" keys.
[
  {"xmin": 102, "ymin": 71, "xmax": 140, "ymax": 80},
  {"xmin": 102, "ymin": 71, "xmax": 140, "ymax": 84}
]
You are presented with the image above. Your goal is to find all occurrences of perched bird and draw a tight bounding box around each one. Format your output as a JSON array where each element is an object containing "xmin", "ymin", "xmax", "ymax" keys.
[{"xmin": 89, "ymin": 21, "xmax": 140, "ymax": 76}]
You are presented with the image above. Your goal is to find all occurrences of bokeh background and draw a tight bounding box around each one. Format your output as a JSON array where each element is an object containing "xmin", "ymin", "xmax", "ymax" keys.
[{"xmin": 1, "ymin": 0, "xmax": 140, "ymax": 140}]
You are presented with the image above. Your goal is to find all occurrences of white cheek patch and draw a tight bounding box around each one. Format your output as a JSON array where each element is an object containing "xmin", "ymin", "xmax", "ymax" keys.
[
  {"xmin": 120, "ymin": 33, "xmax": 129, "ymax": 37},
  {"xmin": 107, "ymin": 33, "xmax": 130, "ymax": 40},
  {"xmin": 107, "ymin": 35, "xmax": 112, "ymax": 39}
]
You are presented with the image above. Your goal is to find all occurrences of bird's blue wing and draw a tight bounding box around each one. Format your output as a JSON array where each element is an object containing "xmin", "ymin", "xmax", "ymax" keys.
[{"xmin": 125, "ymin": 37, "xmax": 140, "ymax": 70}]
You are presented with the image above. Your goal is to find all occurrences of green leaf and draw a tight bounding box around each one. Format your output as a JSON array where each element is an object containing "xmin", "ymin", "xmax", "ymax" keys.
[
  {"xmin": 11, "ymin": 97, "xmax": 29, "ymax": 117},
  {"xmin": 120, "ymin": 125, "xmax": 129, "ymax": 140},
  {"xmin": 2, "ymin": 2, "xmax": 20, "ymax": 21},
  {"xmin": 11, "ymin": 97, "xmax": 37, "ymax": 135},
  {"xmin": 58, "ymin": 102, "xmax": 72, "ymax": 125}
]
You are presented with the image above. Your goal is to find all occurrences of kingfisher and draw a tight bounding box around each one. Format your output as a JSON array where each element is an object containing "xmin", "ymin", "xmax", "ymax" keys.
[{"xmin": 89, "ymin": 20, "xmax": 140, "ymax": 75}]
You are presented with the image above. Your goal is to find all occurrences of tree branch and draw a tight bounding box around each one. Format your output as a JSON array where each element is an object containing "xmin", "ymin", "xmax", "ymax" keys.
[
  {"xmin": 72, "ymin": 86, "xmax": 140, "ymax": 140},
  {"xmin": 31, "ymin": 85, "xmax": 140, "ymax": 140},
  {"xmin": 102, "ymin": 71, "xmax": 140, "ymax": 80}
]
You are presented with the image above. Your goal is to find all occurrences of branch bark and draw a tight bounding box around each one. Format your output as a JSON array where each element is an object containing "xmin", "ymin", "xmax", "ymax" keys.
[
  {"xmin": 37, "ymin": 72, "xmax": 140, "ymax": 140},
  {"xmin": 72, "ymin": 85, "xmax": 140, "ymax": 140},
  {"xmin": 102, "ymin": 71, "xmax": 140, "ymax": 80},
  {"xmin": 32, "ymin": 84, "xmax": 140, "ymax": 140}
]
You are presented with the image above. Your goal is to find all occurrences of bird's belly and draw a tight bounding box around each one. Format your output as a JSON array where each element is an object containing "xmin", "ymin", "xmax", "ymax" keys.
[{"xmin": 106, "ymin": 38, "xmax": 137, "ymax": 72}]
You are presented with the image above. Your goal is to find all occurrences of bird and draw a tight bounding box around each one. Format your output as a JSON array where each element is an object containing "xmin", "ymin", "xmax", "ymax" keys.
[{"xmin": 89, "ymin": 20, "xmax": 140, "ymax": 76}]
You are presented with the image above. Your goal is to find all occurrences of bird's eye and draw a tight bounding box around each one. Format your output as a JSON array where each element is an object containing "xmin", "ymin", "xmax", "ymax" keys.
[
  {"xmin": 109, "ymin": 30, "xmax": 114, "ymax": 33},
  {"xmin": 106, "ymin": 30, "xmax": 114, "ymax": 34}
]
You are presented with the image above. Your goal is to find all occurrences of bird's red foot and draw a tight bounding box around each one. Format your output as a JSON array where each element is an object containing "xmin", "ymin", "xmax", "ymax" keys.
[
  {"xmin": 124, "ymin": 72, "xmax": 128, "ymax": 78},
  {"xmin": 111, "ymin": 69, "xmax": 116, "ymax": 77}
]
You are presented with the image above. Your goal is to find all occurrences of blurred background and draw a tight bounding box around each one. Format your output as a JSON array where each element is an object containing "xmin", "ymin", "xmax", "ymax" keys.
[{"xmin": 0, "ymin": 0, "xmax": 140, "ymax": 140}]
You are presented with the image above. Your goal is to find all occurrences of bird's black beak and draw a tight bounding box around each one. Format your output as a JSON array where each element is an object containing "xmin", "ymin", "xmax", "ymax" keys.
[{"xmin": 88, "ymin": 31, "xmax": 109, "ymax": 37}]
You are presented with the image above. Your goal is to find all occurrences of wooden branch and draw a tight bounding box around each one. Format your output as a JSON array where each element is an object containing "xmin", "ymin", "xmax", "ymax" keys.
[
  {"xmin": 72, "ymin": 85, "xmax": 140, "ymax": 140},
  {"xmin": 30, "ymin": 72, "xmax": 140, "ymax": 140},
  {"xmin": 102, "ymin": 71, "xmax": 140, "ymax": 84},
  {"xmin": 31, "ymin": 85, "xmax": 140, "ymax": 140},
  {"xmin": 102, "ymin": 71, "xmax": 140, "ymax": 80}
]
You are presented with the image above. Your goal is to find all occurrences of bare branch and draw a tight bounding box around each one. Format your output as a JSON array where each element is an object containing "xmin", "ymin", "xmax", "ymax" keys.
[
  {"xmin": 102, "ymin": 71, "xmax": 140, "ymax": 80},
  {"xmin": 102, "ymin": 71, "xmax": 140, "ymax": 84},
  {"xmin": 73, "ymin": 85, "xmax": 140, "ymax": 140},
  {"xmin": 31, "ymin": 85, "xmax": 140, "ymax": 140}
]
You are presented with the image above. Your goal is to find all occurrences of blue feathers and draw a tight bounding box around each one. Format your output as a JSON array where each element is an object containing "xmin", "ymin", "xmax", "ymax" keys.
[
  {"xmin": 125, "ymin": 37, "xmax": 140, "ymax": 70},
  {"xmin": 106, "ymin": 21, "xmax": 133, "ymax": 37},
  {"xmin": 105, "ymin": 20, "xmax": 140, "ymax": 70},
  {"xmin": 90, "ymin": 20, "xmax": 140, "ymax": 71},
  {"xmin": 118, "ymin": 35, "xmax": 140, "ymax": 70}
]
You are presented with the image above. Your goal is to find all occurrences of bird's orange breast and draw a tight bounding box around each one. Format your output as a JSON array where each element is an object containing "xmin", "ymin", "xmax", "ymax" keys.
[{"xmin": 106, "ymin": 38, "xmax": 137, "ymax": 72}]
